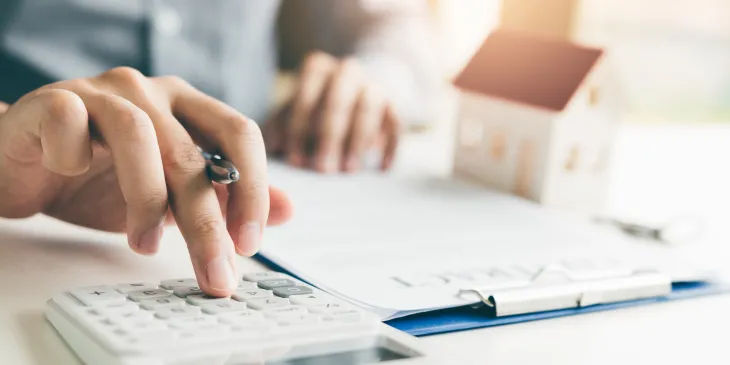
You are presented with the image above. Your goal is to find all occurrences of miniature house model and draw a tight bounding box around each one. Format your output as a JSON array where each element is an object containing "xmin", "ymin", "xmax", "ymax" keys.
[{"xmin": 453, "ymin": 30, "xmax": 620, "ymax": 214}]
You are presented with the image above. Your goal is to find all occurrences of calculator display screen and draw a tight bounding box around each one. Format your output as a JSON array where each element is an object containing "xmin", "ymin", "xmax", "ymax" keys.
[{"xmin": 262, "ymin": 346, "xmax": 415, "ymax": 365}]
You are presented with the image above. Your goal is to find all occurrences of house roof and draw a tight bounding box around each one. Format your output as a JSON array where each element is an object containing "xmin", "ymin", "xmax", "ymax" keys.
[{"xmin": 454, "ymin": 30, "xmax": 604, "ymax": 112}]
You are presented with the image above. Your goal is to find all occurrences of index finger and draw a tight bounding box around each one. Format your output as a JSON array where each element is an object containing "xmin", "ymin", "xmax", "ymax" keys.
[
  {"xmin": 287, "ymin": 52, "xmax": 337, "ymax": 167},
  {"xmin": 163, "ymin": 78, "xmax": 273, "ymax": 256}
]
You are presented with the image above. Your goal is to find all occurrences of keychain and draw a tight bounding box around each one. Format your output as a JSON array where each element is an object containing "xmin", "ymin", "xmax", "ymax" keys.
[{"xmin": 593, "ymin": 216, "xmax": 705, "ymax": 245}]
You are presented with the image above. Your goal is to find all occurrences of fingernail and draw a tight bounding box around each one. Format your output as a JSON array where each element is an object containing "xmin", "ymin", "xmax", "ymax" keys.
[
  {"xmin": 206, "ymin": 257, "xmax": 237, "ymax": 291},
  {"xmin": 136, "ymin": 223, "xmax": 164, "ymax": 255},
  {"xmin": 318, "ymin": 156, "xmax": 338, "ymax": 173},
  {"xmin": 237, "ymin": 222, "xmax": 261, "ymax": 256},
  {"xmin": 345, "ymin": 157, "xmax": 359, "ymax": 172},
  {"xmin": 288, "ymin": 153, "xmax": 303, "ymax": 167}
]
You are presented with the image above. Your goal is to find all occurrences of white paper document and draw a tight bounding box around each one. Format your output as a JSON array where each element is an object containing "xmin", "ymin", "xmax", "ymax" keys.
[{"xmin": 261, "ymin": 163, "xmax": 716, "ymax": 320}]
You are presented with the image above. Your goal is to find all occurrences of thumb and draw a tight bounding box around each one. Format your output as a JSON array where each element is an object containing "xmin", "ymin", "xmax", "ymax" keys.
[{"xmin": 0, "ymin": 101, "xmax": 8, "ymax": 114}]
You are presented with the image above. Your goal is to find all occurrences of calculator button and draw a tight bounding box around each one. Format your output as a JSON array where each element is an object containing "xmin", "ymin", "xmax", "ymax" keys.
[
  {"xmin": 93, "ymin": 302, "xmax": 139, "ymax": 316},
  {"xmin": 229, "ymin": 323, "xmax": 274, "ymax": 339},
  {"xmin": 178, "ymin": 325, "xmax": 230, "ymax": 343},
  {"xmin": 107, "ymin": 310, "xmax": 154, "ymax": 325},
  {"xmin": 71, "ymin": 286, "xmax": 126, "ymax": 307},
  {"xmin": 185, "ymin": 295, "xmax": 231, "ymax": 306},
  {"xmin": 218, "ymin": 310, "xmax": 264, "ymax": 323},
  {"xmin": 114, "ymin": 282, "xmax": 159, "ymax": 294},
  {"xmin": 306, "ymin": 302, "xmax": 353, "ymax": 314},
  {"xmin": 155, "ymin": 306, "xmax": 202, "ymax": 319},
  {"xmin": 125, "ymin": 330, "xmax": 178, "ymax": 345},
  {"xmin": 272, "ymin": 286, "xmax": 313, "ymax": 298},
  {"xmin": 242, "ymin": 272, "xmax": 284, "ymax": 282},
  {"xmin": 257, "ymin": 279, "xmax": 296, "ymax": 290},
  {"xmin": 218, "ymin": 310, "xmax": 265, "ymax": 325},
  {"xmin": 276, "ymin": 314, "xmax": 320, "ymax": 329},
  {"xmin": 118, "ymin": 321, "xmax": 168, "ymax": 334},
  {"xmin": 172, "ymin": 286, "xmax": 204, "ymax": 298},
  {"xmin": 127, "ymin": 289, "xmax": 172, "ymax": 302},
  {"xmin": 201, "ymin": 301, "xmax": 248, "ymax": 314},
  {"xmin": 238, "ymin": 280, "xmax": 257, "ymax": 290},
  {"xmin": 139, "ymin": 296, "xmax": 186, "ymax": 310},
  {"xmin": 289, "ymin": 293, "xmax": 331, "ymax": 306},
  {"xmin": 168, "ymin": 316, "xmax": 217, "ymax": 330},
  {"xmin": 244, "ymin": 297, "xmax": 290, "ymax": 310},
  {"xmin": 321, "ymin": 309, "xmax": 362, "ymax": 323},
  {"xmin": 160, "ymin": 278, "xmax": 198, "ymax": 290},
  {"xmin": 232, "ymin": 289, "xmax": 272, "ymax": 301},
  {"xmin": 262, "ymin": 306, "xmax": 307, "ymax": 319}
]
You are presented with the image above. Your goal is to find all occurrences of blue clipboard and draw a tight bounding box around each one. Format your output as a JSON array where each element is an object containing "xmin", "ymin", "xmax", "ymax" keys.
[
  {"xmin": 255, "ymin": 254, "xmax": 730, "ymax": 337},
  {"xmin": 386, "ymin": 282, "xmax": 730, "ymax": 336}
]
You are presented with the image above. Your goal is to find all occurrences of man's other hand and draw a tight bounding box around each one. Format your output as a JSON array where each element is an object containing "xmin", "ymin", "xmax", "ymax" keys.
[{"xmin": 264, "ymin": 52, "xmax": 400, "ymax": 173}]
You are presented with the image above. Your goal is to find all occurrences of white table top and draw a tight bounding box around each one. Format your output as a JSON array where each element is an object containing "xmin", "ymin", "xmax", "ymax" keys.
[{"xmin": 2, "ymin": 120, "xmax": 730, "ymax": 365}]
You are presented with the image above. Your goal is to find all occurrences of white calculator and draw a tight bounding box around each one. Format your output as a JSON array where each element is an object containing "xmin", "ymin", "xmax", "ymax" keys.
[{"xmin": 45, "ymin": 272, "xmax": 428, "ymax": 365}]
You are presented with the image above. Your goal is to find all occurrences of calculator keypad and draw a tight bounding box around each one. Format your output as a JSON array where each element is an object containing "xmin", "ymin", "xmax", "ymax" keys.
[{"xmin": 54, "ymin": 272, "xmax": 379, "ymax": 354}]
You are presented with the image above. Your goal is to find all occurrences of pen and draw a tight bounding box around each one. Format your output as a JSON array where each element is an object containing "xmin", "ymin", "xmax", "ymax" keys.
[{"xmin": 198, "ymin": 147, "xmax": 240, "ymax": 184}]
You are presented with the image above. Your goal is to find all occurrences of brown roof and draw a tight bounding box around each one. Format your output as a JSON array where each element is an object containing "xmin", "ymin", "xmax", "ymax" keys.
[{"xmin": 454, "ymin": 30, "xmax": 604, "ymax": 112}]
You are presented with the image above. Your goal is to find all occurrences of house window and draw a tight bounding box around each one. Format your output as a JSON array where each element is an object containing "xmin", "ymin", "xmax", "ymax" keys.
[
  {"xmin": 588, "ymin": 86, "xmax": 601, "ymax": 107},
  {"xmin": 489, "ymin": 129, "xmax": 507, "ymax": 162},
  {"xmin": 459, "ymin": 117, "xmax": 484, "ymax": 148},
  {"xmin": 514, "ymin": 139, "xmax": 536, "ymax": 198},
  {"xmin": 564, "ymin": 145, "xmax": 581, "ymax": 172}
]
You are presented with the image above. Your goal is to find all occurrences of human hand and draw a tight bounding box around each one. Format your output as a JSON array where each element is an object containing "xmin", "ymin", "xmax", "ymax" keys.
[
  {"xmin": 0, "ymin": 67, "xmax": 293, "ymax": 296},
  {"xmin": 264, "ymin": 52, "xmax": 400, "ymax": 173}
]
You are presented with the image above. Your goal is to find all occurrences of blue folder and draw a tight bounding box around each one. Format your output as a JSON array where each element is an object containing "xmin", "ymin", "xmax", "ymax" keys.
[
  {"xmin": 386, "ymin": 282, "xmax": 730, "ymax": 336},
  {"xmin": 256, "ymin": 254, "xmax": 730, "ymax": 337}
]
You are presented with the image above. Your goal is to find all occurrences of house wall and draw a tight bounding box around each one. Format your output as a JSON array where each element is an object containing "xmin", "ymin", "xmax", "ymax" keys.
[
  {"xmin": 454, "ymin": 91, "xmax": 555, "ymax": 201},
  {"xmin": 541, "ymin": 62, "xmax": 621, "ymax": 214}
]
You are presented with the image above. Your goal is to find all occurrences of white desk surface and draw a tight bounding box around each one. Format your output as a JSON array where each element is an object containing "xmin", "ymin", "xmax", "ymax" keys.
[{"xmin": 2, "ymin": 120, "xmax": 730, "ymax": 365}]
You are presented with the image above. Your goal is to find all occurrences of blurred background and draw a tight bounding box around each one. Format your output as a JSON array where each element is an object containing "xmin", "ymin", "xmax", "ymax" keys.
[{"xmin": 432, "ymin": 0, "xmax": 730, "ymax": 124}]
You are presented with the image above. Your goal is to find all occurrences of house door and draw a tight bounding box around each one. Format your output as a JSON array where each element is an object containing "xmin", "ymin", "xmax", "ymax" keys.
[{"xmin": 514, "ymin": 139, "xmax": 536, "ymax": 199}]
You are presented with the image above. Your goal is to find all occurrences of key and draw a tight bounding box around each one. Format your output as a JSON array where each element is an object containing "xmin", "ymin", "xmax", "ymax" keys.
[
  {"xmin": 218, "ymin": 310, "xmax": 265, "ymax": 325},
  {"xmin": 232, "ymin": 289, "xmax": 272, "ymax": 301},
  {"xmin": 262, "ymin": 306, "xmax": 307, "ymax": 319},
  {"xmin": 128, "ymin": 289, "xmax": 172, "ymax": 302},
  {"xmin": 155, "ymin": 306, "xmax": 202, "ymax": 319},
  {"xmin": 202, "ymin": 301, "xmax": 248, "ymax": 314},
  {"xmin": 238, "ymin": 280, "xmax": 257, "ymax": 290},
  {"xmin": 229, "ymin": 322, "xmax": 274, "ymax": 339},
  {"xmin": 125, "ymin": 330, "xmax": 178, "ymax": 345},
  {"xmin": 118, "ymin": 321, "xmax": 168, "ymax": 334},
  {"xmin": 272, "ymin": 286, "xmax": 313, "ymax": 298},
  {"xmin": 114, "ymin": 282, "xmax": 158, "ymax": 294},
  {"xmin": 93, "ymin": 302, "xmax": 139, "ymax": 316},
  {"xmin": 321, "ymin": 309, "xmax": 362, "ymax": 323},
  {"xmin": 173, "ymin": 286, "xmax": 203, "ymax": 298},
  {"xmin": 244, "ymin": 297, "xmax": 290, "ymax": 310},
  {"xmin": 185, "ymin": 295, "xmax": 231, "ymax": 306},
  {"xmin": 107, "ymin": 310, "xmax": 154, "ymax": 325},
  {"xmin": 71, "ymin": 286, "xmax": 126, "ymax": 307},
  {"xmin": 178, "ymin": 325, "xmax": 230, "ymax": 343},
  {"xmin": 257, "ymin": 279, "xmax": 296, "ymax": 290},
  {"xmin": 168, "ymin": 316, "xmax": 217, "ymax": 330},
  {"xmin": 160, "ymin": 278, "xmax": 198, "ymax": 290},
  {"xmin": 242, "ymin": 272, "xmax": 285, "ymax": 282},
  {"xmin": 139, "ymin": 296, "xmax": 186, "ymax": 310},
  {"xmin": 306, "ymin": 302, "xmax": 353, "ymax": 314},
  {"xmin": 276, "ymin": 314, "xmax": 320, "ymax": 328},
  {"xmin": 290, "ymin": 293, "xmax": 331, "ymax": 306},
  {"xmin": 219, "ymin": 312, "xmax": 273, "ymax": 335}
]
